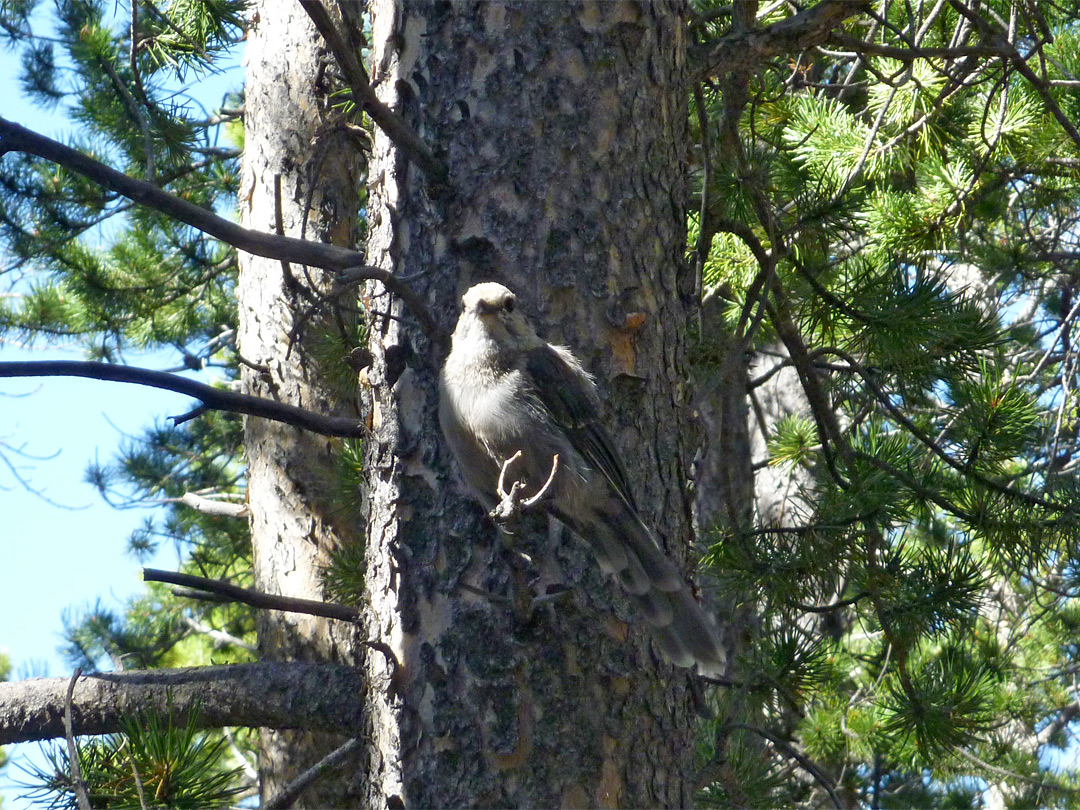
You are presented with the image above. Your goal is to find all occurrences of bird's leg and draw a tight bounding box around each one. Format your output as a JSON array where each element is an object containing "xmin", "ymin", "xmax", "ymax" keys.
[{"xmin": 489, "ymin": 453, "xmax": 566, "ymax": 622}]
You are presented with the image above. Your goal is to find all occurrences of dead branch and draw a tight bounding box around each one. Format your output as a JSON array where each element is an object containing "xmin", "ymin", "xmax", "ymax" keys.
[
  {"xmin": 491, "ymin": 452, "xmax": 560, "ymax": 524},
  {"xmin": 0, "ymin": 117, "xmax": 444, "ymax": 343},
  {"xmin": 64, "ymin": 669, "xmax": 93, "ymax": 810},
  {"xmin": 0, "ymin": 662, "xmax": 365, "ymax": 745},
  {"xmin": 143, "ymin": 568, "xmax": 360, "ymax": 623},
  {"xmin": 180, "ymin": 492, "xmax": 250, "ymax": 518},
  {"xmin": 298, "ymin": 0, "xmax": 448, "ymax": 183},
  {"xmin": 262, "ymin": 738, "xmax": 362, "ymax": 809},
  {"xmin": 0, "ymin": 361, "xmax": 365, "ymax": 438}
]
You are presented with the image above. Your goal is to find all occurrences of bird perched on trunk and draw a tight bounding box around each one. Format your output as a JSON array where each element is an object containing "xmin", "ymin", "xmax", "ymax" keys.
[{"xmin": 439, "ymin": 281, "xmax": 724, "ymax": 675}]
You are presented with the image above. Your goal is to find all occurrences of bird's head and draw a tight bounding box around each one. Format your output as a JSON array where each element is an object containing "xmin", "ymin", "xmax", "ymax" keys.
[{"xmin": 456, "ymin": 282, "xmax": 542, "ymax": 350}]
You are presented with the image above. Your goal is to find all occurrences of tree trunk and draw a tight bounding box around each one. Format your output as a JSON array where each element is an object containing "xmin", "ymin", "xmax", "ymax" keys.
[
  {"xmin": 359, "ymin": 1, "xmax": 699, "ymax": 806},
  {"xmin": 237, "ymin": 0, "xmax": 367, "ymax": 804}
]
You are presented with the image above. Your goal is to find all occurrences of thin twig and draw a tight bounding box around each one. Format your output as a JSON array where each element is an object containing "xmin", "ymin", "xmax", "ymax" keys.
[
  {"xmin": 721, "ymin": 722, "xmax": 843, "ymax": 810},
  {"xmin": 790, "ymin": 592, "xmax": 869, "ymax": 613},
  {"xmin": 491, "ymin": 452, "xmax": 561, "ymax": 524},
  {"xmin": 946, "ymin": 0, "xmax": 1080, "ymax": 153},
  {"xmin": 64, "ymin": 668, "xmax": 93, "ymax": 810},
  {"xmin": 96, "ymin": 47, "xmax": 154, "ymax": 184},
  {"xmin": 692, "ymin": 81, "xmax": 714, "ymax": 302},
  {"xmin": 128, "ymin": 0, "xmax": 155, "ymax": 182},
  {"xmin": 262, "ymin": 739, "xmax": 362, "ymax": 809},
  {"xmin": 181, "ymin": 615, "xmax": 258, "ymax": 653},
  {"xmin": 496, "ymin": 451, "xmax": 524, "ymax": 503},
  {"xmin": 956, "ymin": 746, "xmax": 1078, "ymax": 794},
  {"xmin": 298, "ymin": 0, "xmax": 448, "ymax": 183},
  {"xmin": 523, "ymin": 454, "xmax": 560, "ymax": 508},
  {"xmin": 122, "ymin": 737, "xmax": 149, "ymax": 810}
]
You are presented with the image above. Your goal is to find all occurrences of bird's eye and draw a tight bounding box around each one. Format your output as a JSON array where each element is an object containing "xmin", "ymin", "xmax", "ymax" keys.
[{"xmin": 504, "ymin": 297, "xmax": 516, "ymax": 313}]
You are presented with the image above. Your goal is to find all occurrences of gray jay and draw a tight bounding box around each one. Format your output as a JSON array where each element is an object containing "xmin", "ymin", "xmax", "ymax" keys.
[{"xmin": 439, "ymin": 282, "xmax": 724, "ymax": 674}]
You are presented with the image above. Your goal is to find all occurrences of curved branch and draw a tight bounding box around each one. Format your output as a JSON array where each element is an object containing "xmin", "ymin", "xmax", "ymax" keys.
[
  {"xmin": 0, "ymin": 361, "xmax": 366, "ymax": 438},
  {"xmin": 263, "ymin": 738, "xmax": 362, "ymax": 810},
  {"xmin": 64, "ymin": 669, "xmax": 93, "ymax": 810},
  {"xmin": 0, "ymin": 662, "xmax": 365, "ymax": 745},
  {"xmin": 720, "ymin": 722, "xmax": 843, "ymax": 810},
  {"xmin": 691, "ymin": 0, "xmax": 872, "ymax": 80},
  {"xmin": 0, "ymin": 117, "xmax": 444, "ymax": 343},
  {"xmin": 298, "ymin": 0, "xmax": 448, "ymax": 184}
]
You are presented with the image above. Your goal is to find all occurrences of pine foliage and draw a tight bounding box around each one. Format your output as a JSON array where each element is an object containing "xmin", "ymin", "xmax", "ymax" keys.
[
  {"xmin": 18, "ymin": 701, "xmax": 248, "ymax": 809},
  {"xmin": 0, "ymin": 0, "xmax": 253, "ymax": 801},
  {"xmin": 692, "ymin": 1, "xmax": 1080, "ymax": 806},
  {"xmin": 6, "ymin": 0, "xmax": 1080, "ymax": 806}
]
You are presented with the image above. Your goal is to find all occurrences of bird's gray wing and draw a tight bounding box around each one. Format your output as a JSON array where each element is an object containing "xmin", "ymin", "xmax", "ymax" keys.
[
  {"xmin": 523, "ymin": 344, "xmax": 638, "ymax": 510},
  {"xmin": 526, "ymin": 345, "xmax": 726, "ymax": 674}
]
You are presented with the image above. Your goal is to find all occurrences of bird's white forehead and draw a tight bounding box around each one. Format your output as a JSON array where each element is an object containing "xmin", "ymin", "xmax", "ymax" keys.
[{"xmin": 462, "ymin": 282, "xmax": 515, "ymax": 311}]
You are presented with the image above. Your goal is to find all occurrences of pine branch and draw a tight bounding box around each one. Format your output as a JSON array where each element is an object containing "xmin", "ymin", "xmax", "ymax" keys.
[
  {"xmin": 64, "ymin": 669, "xmax": 93, "ymax": 810},
  {"xmin": 955, "ymin": 747, "xmax": 1078, "ymax": 795},
  {"xmin": 691, "ymin": 0, "xmax": 873, "ymax": 79},
  {"xmin": 0, "ymin": 361, "xmax": 366, "ymax": 438},
  {"xmin": 945, "ymin": 1, "xmax": 1080, "ymax": 153},
  {"xmin": 298, "ymin": 0, "xmax": 448, "ymax": 184},
  {"xmin": 827, "ymin": 33, "xmax": 998, "ymax": 60},
  {"xmin": 262, "ymin": 739, "xmax": 362, "ymax": 810},
  {"xmin": 0, "ymin": 662, "xmax": 365, "ymax": 745},
  {"xmin": 826, "ymin": 347, "xmax": 1080, "ymax": 518},
  {"xmin": 143, "ymin": 568, "xmax": 360, "ymax": 623},
  {"xmin": 719, "ymin": 722, "xmax": 843, "ymax": 810},
  {"xmin": 0, "ymin": 117, "xmax": 444, "ymax": 343}
]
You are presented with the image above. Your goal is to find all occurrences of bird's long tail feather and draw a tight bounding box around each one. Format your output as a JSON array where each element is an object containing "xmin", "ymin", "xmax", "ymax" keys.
[{"xmin": 559, "ymin": 504, "xmax": 726, "ymax": 677}]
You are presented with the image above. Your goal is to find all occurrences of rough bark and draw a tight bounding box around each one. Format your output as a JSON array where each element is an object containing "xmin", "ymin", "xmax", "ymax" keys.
[
  {"xmin": 236, "ymin": 0, "xmax": 367, "ymax": 804},
  {"xmin": 691, "ymin": 302, "xmax": 755, "ymax": 668},
  {"xmin": 358, "ymin": 1, "xmax": 697, "ymax": 806},
  {"xmin": 690, "ymin": 298, "xmax": 763, "ymax": 800},
  {"xmin": 0, "ymin": 664, "xmax": 364, "ymax": 745}
]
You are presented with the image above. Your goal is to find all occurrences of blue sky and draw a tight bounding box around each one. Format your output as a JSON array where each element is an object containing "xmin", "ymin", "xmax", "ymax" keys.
[
  {"xmin": 1, "ymin": 284, "xmax": 189, "ymax": 803},
  {"xmin": 0, "ymin": 25, "xmax": 243, "ymax": 807}
]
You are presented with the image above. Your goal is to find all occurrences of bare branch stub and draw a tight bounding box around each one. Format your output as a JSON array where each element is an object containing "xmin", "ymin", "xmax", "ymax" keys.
[
  {"xmin": 143, "ymin": 567, "xmax": 361, "ymax": 623},
  {"xmin": 297, "ymin": 0, "xmax": 449, "ymax": 184},
  {"xmin": 65, "ymin": 668, "xmax": 93, "ymax": 810},
  {"xmin": 490, "ymin": 452, "xmax": 561, "ymax": 526}
]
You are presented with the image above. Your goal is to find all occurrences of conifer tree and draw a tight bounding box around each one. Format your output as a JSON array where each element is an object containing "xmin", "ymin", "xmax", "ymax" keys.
[
  {"xmin": 691, "ymin": 2, "xmax": 1080, "ymax": 806},
  {"xmin": 2, "ymin": 1, "xmax": 1080, "ymax": 807}
]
